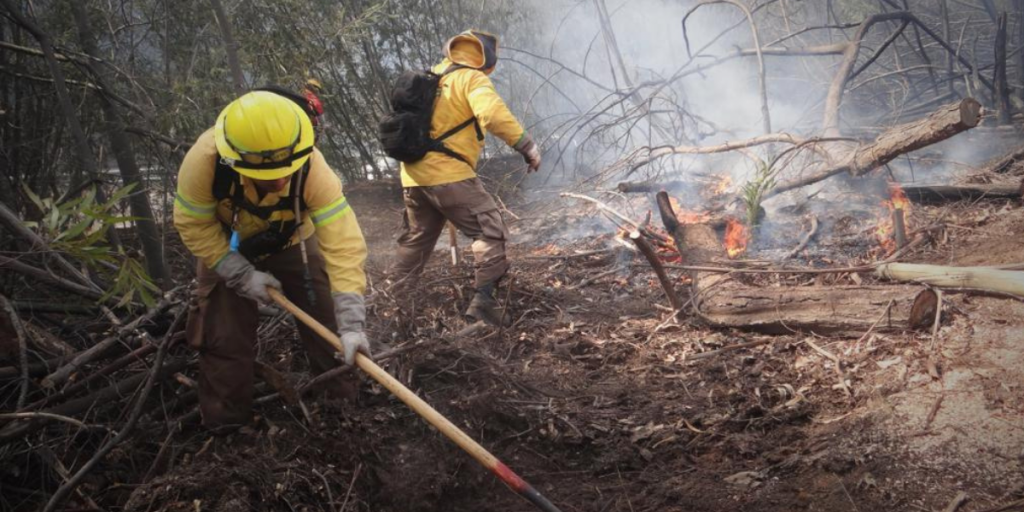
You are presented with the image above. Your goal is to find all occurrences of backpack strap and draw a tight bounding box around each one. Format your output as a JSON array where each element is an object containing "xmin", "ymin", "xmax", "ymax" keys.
[
  {"xmin": 212, "ymin": 161, "xmax": 311, "ymax": 222},
  {"xmin": 431, "ymin": 64, "xmax": 484, "ymax": 165}
]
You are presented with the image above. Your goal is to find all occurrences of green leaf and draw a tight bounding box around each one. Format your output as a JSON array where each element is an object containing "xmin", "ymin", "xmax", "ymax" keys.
[
  {"xmin": 21, "ymin": 184, "xmax": 46, "ymax": 213},
  {"xmin": 47, "ymin": 206, "xmax": 61, "ymax": 232},
  {"xmin": 107, "ymin": 183, "xmax": 138, "ymax": 205},
  {"xmin": 56, "ymin": 218, "xmax": 94, "ymax": 241}
]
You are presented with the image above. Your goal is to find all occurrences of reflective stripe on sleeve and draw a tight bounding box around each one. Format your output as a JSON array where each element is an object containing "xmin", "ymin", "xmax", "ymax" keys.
[
  {"xmin": 311, "ymin": 196, "xmax": 351, "ymax": 226},
  {"xmin": 174, "ymin": 192, "xmax": 216, "ymax": 218}
]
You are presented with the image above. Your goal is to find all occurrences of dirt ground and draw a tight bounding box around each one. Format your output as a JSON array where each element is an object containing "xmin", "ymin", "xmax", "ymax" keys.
[{"xmin": 5, "ymin": 162, "xmax": 1023, "ymax": 512}]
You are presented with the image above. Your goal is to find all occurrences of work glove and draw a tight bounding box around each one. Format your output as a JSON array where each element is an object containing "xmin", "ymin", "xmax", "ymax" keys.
[
  {"xmin": 513, "ymin": 134, "xmax": 542, "ymax": 173},
  {"xmin": 213, "ymin": 251, "xmax": 282, "ymax": 304},
  {"xmin": 333, "ymin": 292, "xmax": 371, "ymax": 365}
]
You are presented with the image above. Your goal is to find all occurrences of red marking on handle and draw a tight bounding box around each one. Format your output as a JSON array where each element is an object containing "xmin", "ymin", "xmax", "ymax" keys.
[{"xmin": 493, "ymin": 461, "xmax": 528, "ymax": 492}]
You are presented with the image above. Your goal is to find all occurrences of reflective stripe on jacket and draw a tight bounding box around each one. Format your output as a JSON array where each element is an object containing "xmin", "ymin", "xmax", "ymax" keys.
[{"xmin": 173, "ymin": 129, "xmax": 367, "ymax": 295}]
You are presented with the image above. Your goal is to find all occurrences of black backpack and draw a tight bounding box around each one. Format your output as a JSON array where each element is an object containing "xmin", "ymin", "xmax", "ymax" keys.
[{"xmin": 378, "ymin": 66, "xmax": 483, "ymax": 165}]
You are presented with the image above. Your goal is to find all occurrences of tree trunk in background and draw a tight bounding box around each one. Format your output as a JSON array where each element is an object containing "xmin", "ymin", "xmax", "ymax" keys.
[
  {"xmin": 69, "ymin": 1, "xmax": 168, "ymax": 285},
  {"xmin": 0, "ymin": 16, "xmax": 16, "ymax": 208},
  {"xmin": 208, "ymin": 0, "xmax": 245, "ymax": 93},
  {"xmin": 995, "ymin": 13, "xmax": 1012, "ymax": 125},
  {"xmin": 0, "ymin": 0, "xmax": 122, "ymax": 248},
  {"xmin": 1018, "ymin": 2, "xmax": 1024, "ymax": 106},
  {"xmin": 0, "ymin": 1, "xmax": 96, "ymax": 183},
  {"xmin": 939, "ymin": 0, "xmax": 954, "ymax": 96}
]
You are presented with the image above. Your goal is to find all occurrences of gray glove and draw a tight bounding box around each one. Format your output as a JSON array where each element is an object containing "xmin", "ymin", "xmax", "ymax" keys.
[
  {"xmin": 213, "ymin": 251, "xmax": 282, "ymax": 303},
  {"xmin": 334, "ymin": 293, "xmax": 371, "ymax": 365},
  {"xmin": 513, "ymin": 134, "xmax": 542, "ymax": 173}
]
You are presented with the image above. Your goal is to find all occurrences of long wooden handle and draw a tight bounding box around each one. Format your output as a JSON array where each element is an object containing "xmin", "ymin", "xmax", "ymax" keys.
[
  {"xmin": 267, "ymin": 288, "xmax": 563, "ymax": 512},
  {"xmin": 448, "ymin": 222, "xmax": 459, "ymax": 266}
]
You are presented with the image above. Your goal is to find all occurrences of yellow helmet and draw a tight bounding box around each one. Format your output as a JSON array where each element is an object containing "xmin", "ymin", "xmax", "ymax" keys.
[
  {"xmin": 306, "ymin": 78, "xmax": 322, "ymax": 91},
  {"xmin": 214, "ymin": 91, "xmax": 314, "ymax": 180}
]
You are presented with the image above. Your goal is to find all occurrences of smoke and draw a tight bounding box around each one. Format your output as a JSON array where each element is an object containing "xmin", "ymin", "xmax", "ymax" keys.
[
  {"xmin": 491, "ymin": 1, "xmax": 1011, "ymax": 250},
  {"xmin": 488, "ymin": 0, "xmax": 843, "ymax": 213}
]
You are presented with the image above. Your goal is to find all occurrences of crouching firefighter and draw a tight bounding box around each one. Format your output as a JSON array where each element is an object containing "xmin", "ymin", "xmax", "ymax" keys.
[
  {"xmin": 174, "ymin": 90, "xmax": 370, "ymax": 429},
  {"xmin": 378, "ymin": 30, "xmax": 542, "ymax": 326}
]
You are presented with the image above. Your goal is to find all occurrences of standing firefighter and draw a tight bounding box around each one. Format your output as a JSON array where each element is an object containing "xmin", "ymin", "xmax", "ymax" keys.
[
  {"xmin": 174, "ymin": 91, "xmax": 370, "ymax": 429},
  {"xmin": 379, "ymin": 30, "xmax": 541, "ymax": 326}
]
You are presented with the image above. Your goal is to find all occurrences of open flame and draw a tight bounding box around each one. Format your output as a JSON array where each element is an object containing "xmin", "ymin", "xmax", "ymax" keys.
[
  {"xmin": 669, "ymin": 196, "xmax": 711, "ymax": 224},
  {"xmin": 874, "ymin": 183, "xmax": 912, "ymax": 254},
  {"xmin": 724, "ymin": 219, "xmax": 748, "ymax": 258}
]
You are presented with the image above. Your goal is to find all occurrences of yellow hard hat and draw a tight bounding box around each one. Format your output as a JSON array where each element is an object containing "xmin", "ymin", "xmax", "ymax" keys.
[
  {"xmin": 214, "ymin": 91, "xmax": 314, "ymax": 180},
  {"xmin": 306, "ymin": 78, "xmax": 322, "ymax": 91}
]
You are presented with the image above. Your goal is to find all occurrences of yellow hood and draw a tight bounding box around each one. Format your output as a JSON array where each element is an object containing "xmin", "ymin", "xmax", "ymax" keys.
[{"xmin": 443, "ymin": 30, "xmax": 499, "ymax": 73}]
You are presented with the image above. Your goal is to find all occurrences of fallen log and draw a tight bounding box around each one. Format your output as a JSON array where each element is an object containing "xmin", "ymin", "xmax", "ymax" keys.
[
  {"xmin": 0, "ymin": 356, "xmax": 187, "ymax": 443},
  {"xmin": 40, "ymin": 297, "xmax": 178, "ymax": 389},
  {"xmin": 0, "ymin": 356, "xmax": 69, "ymax": 380},
  {"xmin": 770, "ymin": 98, "xmax": 983, "ymax": 198},
  {"xmin": 695, "ymin": 282, "xmax": 925, "ymax": 335},
  {"xmin": 0, "ymin": 255, "xmax": 106, "ymax": 301},
  {"xmin": 875, "ymin": 263, "xmax": 1024, "ymax": 297},
  {"xmin": 899, "ymin": 183, "xmax": 1023, "ymax": 203}
]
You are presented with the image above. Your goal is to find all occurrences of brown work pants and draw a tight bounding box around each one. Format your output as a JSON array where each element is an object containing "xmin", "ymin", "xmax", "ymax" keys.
[
  {"xmin": 185, "ymin": 237, "xmax": 354, "ymax": 428},
  {"xmin": 391, "ymin": 178, "xmax": 509, "ymax": 288}
]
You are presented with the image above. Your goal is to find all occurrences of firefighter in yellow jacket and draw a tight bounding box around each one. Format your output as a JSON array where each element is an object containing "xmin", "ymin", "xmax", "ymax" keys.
[
  {"xmin": 390, "ymin": 30, "xmax": 541, "ymax": 325},
  {"xmin": 174, "ymin": 91, "xmax": 369, "ymax": 429}
]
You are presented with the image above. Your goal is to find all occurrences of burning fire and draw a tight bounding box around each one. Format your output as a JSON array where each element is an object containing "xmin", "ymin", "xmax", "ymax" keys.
[
  {"xmin": 874, "ymin": 183, "xmax": 912, "ymax": 254},
  {"xmin": 724, "ymin": 219, "xmax": 748, "ymax": 258},
  {"xmin": 669, "ymin": 197, "xmax": 711, "ymax": 224}
]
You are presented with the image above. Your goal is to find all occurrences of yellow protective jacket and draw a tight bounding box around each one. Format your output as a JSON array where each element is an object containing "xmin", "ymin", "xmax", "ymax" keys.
[
  {"xmin": 174, "ymin": 129, "xmax": 367, "ymax": 295},
  {"xmin": 400, "ymin": 33, "xmax": 526, "ymax": 187}
]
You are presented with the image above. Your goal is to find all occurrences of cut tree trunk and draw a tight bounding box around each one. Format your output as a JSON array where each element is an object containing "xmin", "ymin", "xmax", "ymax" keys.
[
  {"xmin": 900, "ymin": 183, "xmax": 1023, "ymax": 203},
  {"xmin": 771, "ymin": 98, "xmax": 982, "ymax": 198},
  {"xmin": 876, "ymin": 263, "xmax": 1024, "ymax": 297},
  {"xmin": 695, "ymin": 281, "xmax": 923, "ymax": 335}
]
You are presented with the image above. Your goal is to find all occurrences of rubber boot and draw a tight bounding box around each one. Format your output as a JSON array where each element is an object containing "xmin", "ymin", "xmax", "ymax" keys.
[{"xmin": 465, "ymin": 283, "xmax": 511, "ymax": 327}]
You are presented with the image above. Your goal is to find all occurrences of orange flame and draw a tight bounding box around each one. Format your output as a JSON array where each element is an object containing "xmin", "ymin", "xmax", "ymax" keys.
[
  {"xmin": 724, "ymin": 219, "xmax": 748, "ymax": 258},
  {"xmin": 889, "ymin": 183, "xmax": 911, "ymax": 211},
  {"xmin": 669, "ymin": 196, "xmax": 711, "ymax": 224},
  {"xmin": 874, "ymin": 183, "xmax": 912, "ymax": 254}
]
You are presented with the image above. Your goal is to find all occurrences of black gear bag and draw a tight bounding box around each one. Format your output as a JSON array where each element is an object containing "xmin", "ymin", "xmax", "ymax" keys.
[{"xmin": 378, "ymin": 66, "xmax": 482, "ymax": 165}]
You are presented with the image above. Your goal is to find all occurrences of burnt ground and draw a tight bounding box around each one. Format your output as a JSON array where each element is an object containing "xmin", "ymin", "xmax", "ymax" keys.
[{"xmin": 4, "ymin": 162, "xmax": 1024, "ymax": 512}]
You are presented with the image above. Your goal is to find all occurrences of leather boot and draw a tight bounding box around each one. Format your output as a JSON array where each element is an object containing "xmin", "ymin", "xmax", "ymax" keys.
[{"xmin": 465, "ymin": 283, "xmax": 510, "ymax": 327}]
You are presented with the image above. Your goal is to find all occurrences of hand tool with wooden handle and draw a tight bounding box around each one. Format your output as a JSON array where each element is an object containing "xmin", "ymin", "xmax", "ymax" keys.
[{"xmin": 267, "ymin": 288, "xmax": 564, "ymax": 512}]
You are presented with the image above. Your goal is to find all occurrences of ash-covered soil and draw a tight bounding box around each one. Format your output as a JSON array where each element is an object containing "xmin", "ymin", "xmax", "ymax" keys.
[{"xmin": 6, "ymin": 168, "xmax": 1023, "ymax": 512}]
